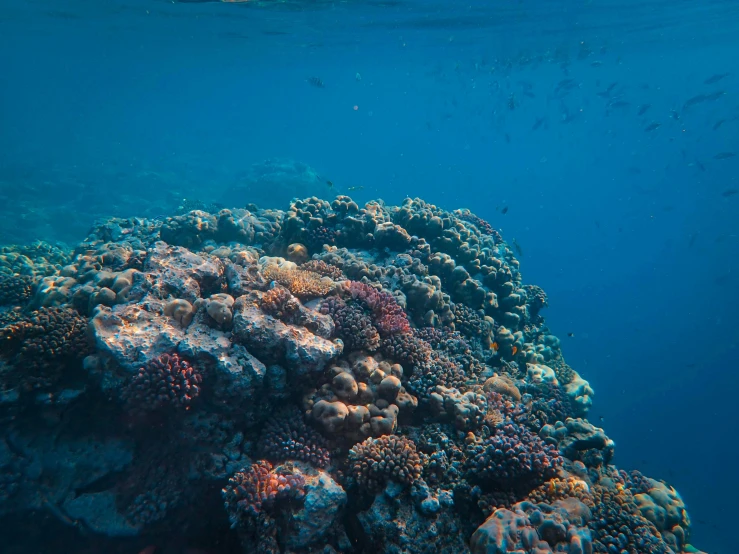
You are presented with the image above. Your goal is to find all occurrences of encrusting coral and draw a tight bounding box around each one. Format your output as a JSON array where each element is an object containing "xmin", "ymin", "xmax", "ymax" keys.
[{"xmin": 0, "ymin": 194, "xmax": 706, "ymax": 554}]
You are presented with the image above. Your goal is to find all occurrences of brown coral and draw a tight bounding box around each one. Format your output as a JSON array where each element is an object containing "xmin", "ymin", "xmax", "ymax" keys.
[
  {"xmin": 348, "ymin": 434, "xmax": 422, "ymax": 491},
  {"xmin": 262, "ymin": 264, "xmax": 335, "ymax": 299},
  {"xmin": 222, "ymin": 461, "xmax": 306, "ymax": 522},
  {"xmin": 286, "ymin": 243, "xmax": 309, "ymax": 264},
  {"xmin": 483, "ymin": 374, "xmax": 522, "ymax": 402},
  {"xmin": 529, "ymin": 477, "xmax": 594, "ymax": 507},
  {"xmin": 300, "ymin": 259, "xmax": 346, "ymax": 281},
  {"xmin": 0, "ymin": 275, "xmax": 34, "ymax": 306},
  {"xmin": 261, "ymin": 284, "xmax": 302, "ymax": 320},
  {"xmin": 0, "ymin": 307, "xmax": 90, "ymax": 389}
]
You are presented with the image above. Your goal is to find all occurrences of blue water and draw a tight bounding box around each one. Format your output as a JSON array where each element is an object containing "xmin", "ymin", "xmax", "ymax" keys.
[{"xmin": 1, "ymin": 0, "xmax": 737, "ymax": 551}]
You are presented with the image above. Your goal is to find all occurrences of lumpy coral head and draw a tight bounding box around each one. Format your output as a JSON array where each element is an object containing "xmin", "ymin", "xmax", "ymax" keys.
[{"xmin": 122, "ymin": 352, "xmax": 202, "ymax": 410}]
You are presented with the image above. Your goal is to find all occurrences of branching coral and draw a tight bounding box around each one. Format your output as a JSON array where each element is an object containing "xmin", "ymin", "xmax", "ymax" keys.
[
  {"xmin": 380, "ymin": 332, "xmax": 432, "ymax": 368},
  {"xmin": 590, "ymin": 482, "xmax": 672, "ymax": 553},
  {"xmin": 260, "ymin": 407, "xmax": 331, "ymax": 468},
  {"xmin": 122, "ymin": 352, "xmax": 202, "ymax": 410},
  {"xmin": 464, "ymin": 421, "xmax": 563, "ymax": 488},
  {"xmin": 261, "ymin": 284, "xmax": 302, "ymax": 321},
  {"xmin": 0, "ymin": 275, "xmax": 34, "ymax": 306},
  {"xmin": 345, "ymin": 281, "xmax": 411, "ymax": 336},
  {"xmin": 222, "ymin": 460, "xmax": 306, "ymax": 523},
  {"xmin": 301, "ymin": 259, "xmax": 346, "ymax": 281},
  {"xmin": 348, "ymin": 434, "xmax": 422, "ymax": 491},
  {"xmin": 321, "ymin": 295, "xmax": 380, "ymax": 351},
  {"xmin": 0, "ymin": 307, "xmax": 89, "ymax": 389}
]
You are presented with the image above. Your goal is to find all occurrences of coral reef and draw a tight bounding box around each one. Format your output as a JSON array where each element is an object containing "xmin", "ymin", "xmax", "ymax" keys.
[{"xmin": 0, "ymin": 195, "xmax": 705, "ymax": 554}]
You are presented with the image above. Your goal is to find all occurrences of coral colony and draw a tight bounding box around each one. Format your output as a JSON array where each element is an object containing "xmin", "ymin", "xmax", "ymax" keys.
[{"xmin": 0, "ymin": 196, "xmax": 703, "ymax": 553}]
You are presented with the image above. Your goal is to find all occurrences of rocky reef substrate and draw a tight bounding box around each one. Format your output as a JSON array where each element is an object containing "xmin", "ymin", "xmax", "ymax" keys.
[{"xmin": 0, "ymin": 196, "xmax": 703, "ymax": 554}]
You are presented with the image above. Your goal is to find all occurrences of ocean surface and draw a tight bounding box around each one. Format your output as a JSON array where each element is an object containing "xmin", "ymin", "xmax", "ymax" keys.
[{"xmin": 1, "ymin": 0, "xmax": 737, "ymax": 552}]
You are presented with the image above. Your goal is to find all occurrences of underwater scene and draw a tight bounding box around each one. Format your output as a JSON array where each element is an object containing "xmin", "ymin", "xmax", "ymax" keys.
[{"xmin": 0, "ymin": 0, "xmax": 737, "ymax": 552}]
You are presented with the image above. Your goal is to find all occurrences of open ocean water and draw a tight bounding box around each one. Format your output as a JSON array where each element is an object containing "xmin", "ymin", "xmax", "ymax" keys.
[{"xmin": 0, "ymin": 0, "xmax": 737, "ymax": 553}]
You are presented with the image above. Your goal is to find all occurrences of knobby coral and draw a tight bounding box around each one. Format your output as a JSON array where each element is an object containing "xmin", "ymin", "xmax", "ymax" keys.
[
  {"xmin": 260, "ymin": 407, "xmax": 331, "ymax": 468},
  {"xmin": 222, "ymin": 461, "xmax": 306, "ymax": 523},
  {"xmin": 345, "ymin": 281, "xmax": 411, "ymax": 336},
  {"xmin": 348, "ymin": 434, "xmax": 422, "ymax": 491},
  {"xmin": 122, "ymin": 352, "xmax": 202, "ymax": 410}
]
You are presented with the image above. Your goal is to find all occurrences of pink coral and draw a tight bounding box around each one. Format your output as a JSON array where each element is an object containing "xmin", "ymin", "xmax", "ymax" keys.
[
  {"xmin": 346, "ymin": 281, "xmax": 411, "ymax": 337},
  {"xmin": 222, "ymin": 460, "xmax": 306, "ymax": 520},
  {"xmin": 122, "ymin": 352, "xmax": 202, "ymax": 410}
]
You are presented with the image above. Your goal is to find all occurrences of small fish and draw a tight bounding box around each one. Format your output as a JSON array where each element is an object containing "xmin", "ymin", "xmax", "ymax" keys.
[
  {"xmin": 683, "ymin": 91, "xmax": 724, "ymax": 110},
  {"xmin": 722, "ymin": 188, "xmax": 738, "ymax": 197},
  {"xmin": 507, "ymin": 94, "xmax": 517, "ymax": 110},
  {"xmin": 644, "ymin": 122, "xmax": 661, "ymax": 132},
  {"xmin": 500, "ymin": 206, "xmax": 509, "ymax": 215},
  {"xmin": 512, "ymin": 238, "xmax": 523, "ymax": 256},
  {"xmin": 346, "ymin": 185, "xmax": 364, "ymax": 192},
  {"xmin": 326, "ymin": 180, "xmax": 334, "ymax": 188},
  {"xmin": 307, "ymin": 76, "xmax": 325, "ymax": 88},
  {"xmin": 670, "ymin": 110, "xmax": 680, "ymax": 120},
  {"xmin": 637, "ymin": 104, "xmax": 651, "ymax": 116},
  {"xmin": 567, "ymin": 332, "xmax": 574, "ymax": 337},
  {"xmin": 590, "ymin": 60, "xmax": 603, "ymax": 67},
  {"xmin": 608, "ymin": 100, "xmax": 630, "ymax": 109},
  {"xmin": 683, "ymin": 94, "xmax": 709, "ymax": 109},
  {"xmin": 355, "ymin": 72, "xmax": 362, "ymax": 81},
  {"xmin": 714, "ymin": 152, "xmax": 735, "ymax": 160},
  {"xmin": 531, "ymin": 116, "xmax": 546, "ymax": 131},
  {"xmin": 688, "ymin": 233, "xmax": 698, "ymax": 247},
  {"xmin": 704, "ymin": 73, "xmax": 729, "ymax": 84},
  {"xmin": 556, "ymin": 78, "xmax": 578, "ymax": 92},
  {"xmin": 713, "ymin": 119, "xmax": 726, "ymax": 130},
  {"xmin": 598, "ymin": 416, "xmax": 604, "ymax": 422}
]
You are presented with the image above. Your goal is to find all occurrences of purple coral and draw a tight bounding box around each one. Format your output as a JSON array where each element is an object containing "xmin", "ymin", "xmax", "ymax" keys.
[
  {"xmin": 306, "ymin": 225, "xmax": 339, "ymax": 251},
  {"xmin": 122, "ymin": 352, "xmax": 202, "ymax": 410},
  {"xmin": 380, "ymin": 331, "xmax": 432, "ymax": 368},
  {"xmin": 346, "ymin": 281, "xmax": 411, "ymax": 337},
  {"xmin": 222, "ymin": 461, "xmax": 306, "ymax": 521},
  {"xmin": 321, "ymin": 295, "xmax": 380, "ymax": 351},
  {"xmin": 464, "ymin": 421, "xmax": 562, "ymax": 487},
  {"xmin": 260, "ymin": 407, "xmax": 331, "ymax": 468}
]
